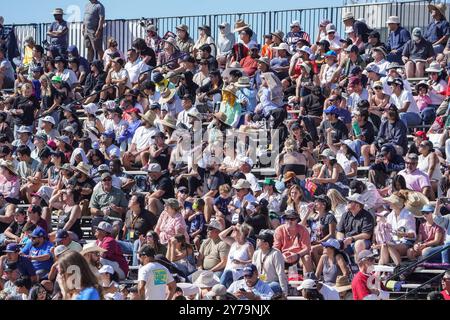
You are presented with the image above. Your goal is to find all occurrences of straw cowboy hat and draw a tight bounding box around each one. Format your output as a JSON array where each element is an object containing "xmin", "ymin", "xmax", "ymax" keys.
[
  {"xmin": 335, "ymin": 276, "xmax": 352, "ymax": 293},
  {"xmin": 0, "ymin": 160, "xmax": 18, "ymax": 176},
  {"xmin": 140, "ymin": 110, "xmax": 157, "ymax": 126},
  {"xmin": 428, "ymin": 3, "xmax": 447, "ymax": 16},
  {"xmin": 235, "ymin": 76, "xmax": 251, "ymax": 88},
  {"xmin": 405, "ymin": 191, "xmax": 429, "ymax": 217},
  {"xmin": 233, "ymin": 19, "xmax": 251, "ymax": 33},
  {"xmin": 74, "ymin": 162, "xmax": 91, "ymax": 176},
  {"xmin": 222, "ymin": 84, "xmax": 238, "ymax": 97},
  {"xmin": 270, "ymin": 30, "xmax": 285, "ymax": 41},
  {"xmin": 80, "ymin": 242, "xmax": 107, "ymax": 256},
  {"xmin": 272, "ymin": 42, "xmax": 292, "ymax": 55},
  {"xmin": 52, "ymin": 8, "xmax": 65, "ymax": 15},
  {"xmin": 162, "ymin": 36, "xmax": 179, "ymax": 50},
  {"xmin": 160, "ymin": 114, "xmax": 177, "ymax": 129},
  {"xmin": 191, "ymin": 270, "xmax": 220, "ymax": 288},
  {"xmin": 213, "ymin": 112, "xmax": 228, "ymax": 125},
  {"xmin": 159, "ymin": 88, "xmax": 177, "ymax": 104}
]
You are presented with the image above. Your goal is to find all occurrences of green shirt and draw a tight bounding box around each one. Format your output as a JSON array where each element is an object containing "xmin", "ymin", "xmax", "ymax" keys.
[
  {"xmin": 89, "ymin": 186, "xmax": 128, "ymax": 219},
  {"xmin": 219, "ymin": 101, "xmax": 242, "ymax": 128}
]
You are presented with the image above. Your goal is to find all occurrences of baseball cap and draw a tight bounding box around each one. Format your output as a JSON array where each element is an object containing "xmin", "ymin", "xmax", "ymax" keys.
[
  {"xmin": 345, "ymin": 44, "xmax": 359, "ymax": 53},
  {"xmin": 55, "ymin": 229, "xmax": 69, "ymax": 242},
  {"xmin": 324, "ymin": 105, "xmax": 339, "ymax": 115},
  {"xmin": 163, "ymin": 198, "xmax": 181, "ymax": 210},
  {"xmin": 321, "ymin": 238, "xmax": 341, "ymax": 250},
  {"xmin": 357, "ymin": 250, "xmax": 376, "ymax": 262},
  {"xmin": 102, "ymin": 130, "xmax": 116, "ymax": 140},
  {"xmin": 41, "ymin": 116, "xmax": 56, "ymax": 125},
  {"xmin": 147, "ymin": 163, "xmax": 162, "ymax": 173},
  {"xmin": 3, "ymin": 243, "xmax": 20, "ymax": 253},
  {"xmin": 324, "ymin": 50, "xmax": 337, "ymax": 58},
  {"xmin": 99, "ymin": 265, "xmax": 115, "ymax": 275},
  {"xmin": 139, "ymin": 245, "xmax": 155, "ymax": 257},
  {"xmin": 30, "ymin": 226, "xmax": 47, "ymax": 238},
  {"xmin": 348, "ymin": 76, "xmax": 361, "ymax": 87},
  {"xmin": 4, "ymin": 262, "xmax": 18, "ymax": 272},
  {"xmin": 414, "ymin": 131, "xmax": 428, "ymax": 140},
  {"xmin": 346, "ymin": 193, "xmax": 364, "ymax": 205},
  {"xmin": 54, "ymin": 245, "xmax": 69, "ymax": 257},
  {"xmin": 96, "ymin": 221, "xmax": 113, "ymax": 234},
  {"xmin": 421, "ymin": 204, "xmax": 435, "ymax": 213},
  {"xmin": 412, "ymin": 27, "xmax": 422, "ymax": 40},
  {"xmin": 298, "ymin": 279, "xmax": 317, "ymax": 290},
  {"xmin": 255, "ymin": 230, "xmax": 274, "ymax": 245},
  {"xmin": 243, "ymin": 264, "xmax": 257, "ymax": 277}
]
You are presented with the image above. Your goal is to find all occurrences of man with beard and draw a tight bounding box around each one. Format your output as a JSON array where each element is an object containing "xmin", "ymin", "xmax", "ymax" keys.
[
  {"xmin": 81, "ymin": 242, "xmax": 107, "ymax": 280},
  {"xmin": 228, "ymin": 264, "xmax": 274, "ymax": 300},
  {"xmin": 21, "ymin": 227, "xmax": 54, "ymax": 280},
  {"xmin": 145, "ymin": 163, "xmax": 174, "ymax": 217}
]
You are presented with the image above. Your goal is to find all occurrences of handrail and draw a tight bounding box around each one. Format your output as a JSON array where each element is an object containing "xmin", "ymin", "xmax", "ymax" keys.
[
  {"xmin": 395, "ymin": 270, "xmax": 446, "ymax": 300},
  {"xmin": 383, "ymin": 244, "xmax": 450, "ymax": 285}
]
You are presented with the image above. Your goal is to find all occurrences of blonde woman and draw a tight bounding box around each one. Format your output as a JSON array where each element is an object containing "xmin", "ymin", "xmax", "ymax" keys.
[
  {"xmin": 219, "ymin": 223, "xmax": 254, "ymax": 287},
  {"xmin": 327, "ymin": 189, "xmax": 348, "ymax": 224},
  {"xmin": 286, "ymin": 185, "xmax": 310, "ymax": 221}
]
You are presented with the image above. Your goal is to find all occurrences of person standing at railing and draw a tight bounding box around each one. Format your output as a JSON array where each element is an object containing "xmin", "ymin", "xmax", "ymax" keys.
[
  {"xmin": 47, "ymin": 8, "xmax": 69, "ymax": 58},
  {"xmin": 424, "ymin": 3, "xmax": 450, "ymax": 56},
  {"xmin": 83, "ymin": 0, "xmax": 105, "ymax": 62}
]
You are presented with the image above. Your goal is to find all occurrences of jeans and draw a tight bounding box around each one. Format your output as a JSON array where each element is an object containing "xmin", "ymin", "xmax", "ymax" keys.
[
  {"xmin": 421, "ymin": 105, "xmax": 438, "ymax": 125},
  {"xmin": 117, "ymin": 239, "xmax": 140, "ymax": 266},
  {"xmin": 220, "ymin": 269, "xmax": 235, "ymax": 288},
  {"xmin": 422, "ymin": 241, "xmax": 450, "ymax": 263},
  {"xmin": 268, "ymin": 282, "xmax": 283, "ymax": 295},
  {"xmin": 399, "ymin": 112, "xmax": 422, "ymax": 127}
]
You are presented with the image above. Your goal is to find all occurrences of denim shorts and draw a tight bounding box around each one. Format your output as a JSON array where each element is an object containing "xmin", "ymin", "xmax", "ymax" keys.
[{"xmin": 344, "ymin": 239, "xmax": 372, "ymax": 255}]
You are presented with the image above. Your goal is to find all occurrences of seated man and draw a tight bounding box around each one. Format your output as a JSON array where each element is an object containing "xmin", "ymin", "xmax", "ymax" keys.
[
  {"xmin": 337, "ymin": 194, "xmax": 375, "ymax": 259},
  {"xmin": 144, "ymin": 163, "xmax": 175, "ymax": 216},
  {"xmin": 0, "ymin": 243, "xmax": 37, "ymax": 283},
  {"xmin": 253, "ymin": 230, "xmax": 288, "ymax": 295},
  {"xmin": 54, "ymin": 230, "xmax": 82, "ymax": 252},
  {"xmin": 227, "ymin": 264, "xmax": 274, "ymax": 300},
  {"xmin": 402, "ymin": 27, "xmax": 435, "ymax": 78},
  {"xmin": 273, "ymin": 210, "xmax": 313, "ymax": 274},
  {"xmin": 368, "ymin": 144, "xmax": 405, "ymax": 189},
  {"xmin": 20, "ymin": 227, "xmax": 54, "ymax": 280},
  {"xmin": 398, "ymin": 153, "xmax": 434, "ymax": 200},
  {"xmin": 95, "ymin": 221, "xmax": 129, "ymax": 280},
  {"xmin": 196, "ymin": 220, "xmax": 229, "ymax": 275}
]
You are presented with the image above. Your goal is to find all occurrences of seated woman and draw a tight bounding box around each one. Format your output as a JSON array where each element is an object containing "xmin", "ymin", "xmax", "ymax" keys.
[
  {"xmin": 407, "ymin": 204, "xmax": 445, "ymax": 261},
  {"xmin": 375, "ymin": 192, "xmax": 416, "ymax": 266},
  {"xmin": 310, "ymin": 148, "xmax": 350, "ymax": 197},
  {"xmin": 254, "ymin": 72, "xmax": 284, "ymax": 118},
  {"xmin": 48, "ymin": 188, "xmax": 83, "ymax": 241},
  {"xmin": 327, "ymin": 130, "xmax": 358, "ymax": 179},
  {"xmin": 166, "ymin": 234, "xmax": 196, "ymax": 277},
  {"xmin": 315, "ymin": 238, "xmax": 350, "ymax": 285},
  {"xmin": 327, "ymin": 189, "xmax": 348, "ymax": 224},
  {"xmin": 282, "ymin": 184, "xmax": 309, "ymax": 221},
  {"xmin": 389, "ymin": 77, "xmax": 421, "ymax": 127},
  {"xmin": 219, "ymin": 224, "xmax": 254, "ymax": 288},
  {"xmin": 301, "ymin": 195, "xmax": 337, "ymax": 265},
  {"xmin": 219, "ymin": 84, "xmax": 242, "ymax": 128},
  {"xmin": 276, "ymin": 138, "xmax": 307, "ymax": 180}
]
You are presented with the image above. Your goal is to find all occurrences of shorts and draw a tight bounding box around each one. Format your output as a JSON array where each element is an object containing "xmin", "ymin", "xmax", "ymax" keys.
[
  {"xmin": 344, "ymin": 239, "xmax": 372, "ymax": 255},
  {"xmin": 84, "ymin": 30, "xmax": 103, "ymax": 52}
]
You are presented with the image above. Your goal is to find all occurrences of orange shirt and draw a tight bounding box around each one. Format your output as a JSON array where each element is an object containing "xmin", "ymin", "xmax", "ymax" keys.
[{"xmin": 273, "ymin": 224, "xmax": 311, "ymax": 256}]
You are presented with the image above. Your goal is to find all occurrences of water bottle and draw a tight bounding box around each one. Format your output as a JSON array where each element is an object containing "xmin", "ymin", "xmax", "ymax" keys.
[
  {"xmin": 352, "ymin": 121, "xmax": 362, "ymax": 137},
  {"xmin": 288, "ymin": 265, "xmax": 299, "ymax": 282}
]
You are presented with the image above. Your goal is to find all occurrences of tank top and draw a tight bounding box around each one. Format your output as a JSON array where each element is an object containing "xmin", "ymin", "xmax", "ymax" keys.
[
  {"xmin": 323, "ymin": 256, "xmax": 340, "ymax": 284},
  {"xmin": 57, "ymin": 206, "xmax": 82, "ymax": 239},
  {"xmin": 418, "ymin": 153, "xmax": 442, "ymax": 181},
  {"xmin": 226, "ymin": 242, "xmax": 251, "ymax": 271}
]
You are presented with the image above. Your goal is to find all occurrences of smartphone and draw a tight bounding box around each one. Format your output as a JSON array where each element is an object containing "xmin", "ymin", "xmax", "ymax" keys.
[
  {"xmin": 441, "ymin": 198, "xmax": 450, "ymax": 205},
  {"xmin": 239, "ymin": 288, "xmax": 247, "ymax": 293}
]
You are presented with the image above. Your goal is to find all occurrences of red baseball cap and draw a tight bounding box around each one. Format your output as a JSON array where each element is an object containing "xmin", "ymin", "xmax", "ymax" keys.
[{"xmin": 414, "ymin": 131, "xmax": 428, "ymax": 140}]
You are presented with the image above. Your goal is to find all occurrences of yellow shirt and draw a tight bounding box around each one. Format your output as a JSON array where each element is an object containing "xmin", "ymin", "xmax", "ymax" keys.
[{"xmin": 23, "ymin": 46, "xmax": 33, "ymax": 66}]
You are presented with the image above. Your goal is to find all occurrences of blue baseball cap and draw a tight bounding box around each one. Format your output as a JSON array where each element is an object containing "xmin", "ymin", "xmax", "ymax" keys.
[
  {"xmin": 321, "ymin": 238, "xmax": 341, "ymax": 250},
  {"xmin": 55, "ymin": 229, "xmax": 69, "ymax": 242},
  {"xmin": 30, "ymin": 226, "xmax": 47, "ymax": 238},
  {"xmin": 421, "ymin": 204, "xmax": 435, "ymax": 213},
  {"xmin": 243, "ymin": 264, "xmax": 258, "ymax": 276},
  {"xmin": 324, "ymin": 105, "xmax": 339, "ymax": 115},
  {"xmin": 324, "ymin": 50, "xmax": 337, "ymax": 57},
  {"xmin": 3, "ymin": 243, "xmax": 20, "ymax": 253},
  {"xmin": 102, "ymin": 130, "xmax": 116, "ymax": 140}
]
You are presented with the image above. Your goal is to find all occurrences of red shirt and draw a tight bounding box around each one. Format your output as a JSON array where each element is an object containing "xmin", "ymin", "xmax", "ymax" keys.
[
  {"xmin": 240, "ymin": 56, "xmax": 258, "ymax": 77},
  {"xmin": 351, "ymin": 271, "xmax": 371, "ymax": 300},
  {"xmin": 97, "ymin": 235, "xmax": 129, "ymax": 275},
  {"xmin": 441, "ymin": 289, "xmax": 450, "ymax": 300}
]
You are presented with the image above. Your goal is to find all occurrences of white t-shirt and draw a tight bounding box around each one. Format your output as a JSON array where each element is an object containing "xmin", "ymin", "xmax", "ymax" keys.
[
  {"xmin": 57, "ymin": 69, "xmax": 78, "ymax": 87},
  {"xmin": 111, "ymin": 68, "xmax": 131, "ymax": 88},
  {"xmin": 244, "ymin": 173, "xmax": 262, "ymax": 193},
  {"xmin": 319, "ymin": 283, "xmax": 340, "ymax": 300},
  {"xmin": 138, "ymin": 262, "xmax": 174, "ymax": 300},
  {"xmin": 131, "ymin": 125, "xmax": 160, "ymax": 152},
  {"xmin": 320, "ymin": 35, "xmax": 342, "ymax": 51},
  {"xmin": 389, "ymin": 90, "xmax": 420, "ymax": 114},
  {"xmin": 125, "ymin": 59, "xmax": 150, "ymax": 85}
]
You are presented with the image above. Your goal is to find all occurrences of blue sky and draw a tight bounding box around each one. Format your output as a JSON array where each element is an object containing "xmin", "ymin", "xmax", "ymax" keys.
[{"xmin": 4, "ymin": 0, "xmax": 343, "ymax": 24}]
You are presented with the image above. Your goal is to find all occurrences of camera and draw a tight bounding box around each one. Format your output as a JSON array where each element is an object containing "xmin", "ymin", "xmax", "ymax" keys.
[{"xmin": 441, "ymin": 198, "xmax": 450, "ymax": 205}]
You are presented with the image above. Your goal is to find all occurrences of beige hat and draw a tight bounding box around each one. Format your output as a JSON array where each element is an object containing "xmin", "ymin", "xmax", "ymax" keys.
[
  {"xmin": 270, "ymin": 30, "xmax": 285, "ymax": 41},
  {"xmin": 386, "ymin": 16, "xmax": 400, "ymax": 24},
  {"xmin": 52, "ymin": 8, "xmax": 65, "ymax": 15},
  {"xmin": 233, "ymin": 179, "xmax": 251, "ymax": 190},
  {"xmin": 235, "ymin": 76, "xmax": 251, "ymax": 88},
  {"xmin": 187, "ymin": 108, "xmax": 201, "ymax": 120},
  {"xmin": 342, "ymin": 12, "xmax": 354, "ymax": 21},
  {"xmin": 192, "ymin": 270, "xmax": 220, "ymax": 288},
  {"xmin": 162, "ymin": 37, "xmax": 179, "ymax": 49},
  {"xmin": 405, "ymin": 191, "xmax": 429, "ymax": 217},
  {"xmin": 176, "ymin": 24, "xmax": 189, "ymax": 32},
  {"xmin": 159, "ymin": 88, "xmax": 177, "ymax": 104},
  {"xmin": 213, "ymin": 112, "xmax": 228, "ymax": 125},
  {"xmin": 335, "ymin": 275, "xmax": 352, "ymax": 293},
  {"xmin": 0, "ymin": 160, "xmax": 18, "ymax": 176},
  {"xmin": 234, "ymin": 19, "xmax": 251, "ymax": 33},
  {"xmin": 384, "ymin": 194, "xmax": 405, "ymax": 207},
  {"xmin": 177, "ymin": 283, "xmax": 200, "ymax": 296},
  {"xmin": 429, "ymin": 3, "xmax": 447, "ymax": 17},
  {"xmin": 160, "ymin": 114, "xmax": 177, "ymax": 129},
  {"xmin": 222, "ymin": 84, "xmax": 238, "ymax": 97},
  {"xmin": 272, "ymin": 42, "xmax": 291, "ymax": 54},
  {"xmin": 74, "ymin": 162, "xmax": 91, "ymax": 176},
  {"xmin": 140, "ymin": 110, "xmax": 157, "ymax": 126},
  {"xmin": 81, "ymin": 242, "xmax": 107, "ymax": 256}
]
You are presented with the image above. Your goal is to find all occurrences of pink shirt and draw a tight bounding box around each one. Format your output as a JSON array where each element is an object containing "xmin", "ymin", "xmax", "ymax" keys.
[
  {"xmin": 0, "ymin": 174, "xmax": 20, "ymax": 200},
  {"xmin": 398, "ymin": 169, "xmax": 431, "ymax": 192},
  {"xmin": 273, "ymin": 224, "xmax": 311, "ymax": 256},
  {"xmin": 418, "ymin": 222, "xmax": 444, "ymax": 245},
  {"xmin": 156, "ymin": 211, "xmax": 189, "ymax": 245}
]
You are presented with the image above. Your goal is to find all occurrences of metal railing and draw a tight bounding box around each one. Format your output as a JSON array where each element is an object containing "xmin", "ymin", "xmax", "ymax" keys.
[
  {"xmin": 4, "ymin": 0, "xmax": 449, "ymax": 58},
  {"xmin": 395, "ymin": 270, "xmax": 446, "ymax": 300}
]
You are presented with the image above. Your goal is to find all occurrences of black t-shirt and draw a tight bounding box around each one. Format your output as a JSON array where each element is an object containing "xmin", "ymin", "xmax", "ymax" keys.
[
  {"xmin": 141, "ymin": 47, "xmax": 157, "ymax": 68},
  {"xmin": 124, "ymin": 209, "xmax": 157, "ymax": 241},
  {"xmin": 69, "ymin": 177, "xmax": 96, "ymax": 201},
  {"xmin": 319, "ymin": 119, "xmax": 349, "ymax": 144},
  {"xmin": 36, "ymin": 162, "xmax": 54, "ymax": 180},
  {"xmin": 337, "ymin": 208, "xmax": 375, "ymax": 237},
  {"xmin": 360, "ymin": 120, "xmax": 375, "ymax": 145},
  {"xmin": 12, "ymin": 95, "xmax": 39, "ymax": 126},
  {"xmin": 205, "ymin": 171, "xmax": 226, "ymax": 193},
  {"xmin": 150, "ymin": 174, "xmax": 175, "ymax": 200},
  {"xmin": 300, "ymin": 93, "xmax": 324, "ymax": 117}
]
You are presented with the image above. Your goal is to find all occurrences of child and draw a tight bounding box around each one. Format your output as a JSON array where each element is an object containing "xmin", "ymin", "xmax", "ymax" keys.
[
  {"xmin": 373, "ymin": 211, "xmax": 393, "ymax": 250},
  {"xmin": 188, "ymin": 198, "xmax": 206, "ymax": 251},
  {"xmin": 213, "ymin": 184, "xmax": 232, "ymax": 221},
  {"xmin": 2, "ymin": 208, "xmax": 28, "ymax": 245},
  {"xmin": 414, "ymin": 82, "xmax": 432, "ymax": 112}
]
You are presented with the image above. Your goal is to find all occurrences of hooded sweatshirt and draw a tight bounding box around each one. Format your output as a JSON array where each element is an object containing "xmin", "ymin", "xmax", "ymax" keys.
[{"xmin": 217, "ymin": 23, "xmax": 235, "ymax": 57}]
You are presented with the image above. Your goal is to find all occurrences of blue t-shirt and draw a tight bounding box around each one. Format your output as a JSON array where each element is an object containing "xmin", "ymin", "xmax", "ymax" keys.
[
  {"xmin": 213, "ymin": 196, "xmax": 231, "ymax": 216},
  {"xmin": 22, "ymin": 240, "xmax": 54, "ymax": 272},
  {"xmin": 188, "ymin": 213, "xmax": 206, "ymax": 235},
  {"xmin": 75, "ymin": 287, "xmax": 101, "ymax": 300},
  {"xmin": 337, "ymin": 108, "xmax": 352, "ymax": 125}
]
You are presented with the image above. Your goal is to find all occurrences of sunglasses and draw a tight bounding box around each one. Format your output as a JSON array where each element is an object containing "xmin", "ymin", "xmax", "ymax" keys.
[
  {"xmin": 405, "ymin": 161, "xmax": 417, "ymax": 165},
  {"xmin": 243, "ymin": 274, "xmax": 254, "ymax": 278},
  {"xmin": 374, "ymin": 87, "xmax": 382, "ymax": 90},
  {"xmin": 103, "ymin": 178, "xmax": 112, "ymax": 182}
]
